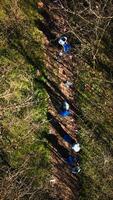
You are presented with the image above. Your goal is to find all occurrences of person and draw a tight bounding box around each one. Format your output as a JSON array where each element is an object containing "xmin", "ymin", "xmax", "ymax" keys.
[
  {"xmin": 72, "ymin": 165, "xmax": 81, "ymax": 174},
  {"xmin": 58, "ymin": 36, "xmax": 67, "ymax": 46},
  {"xmin": 66, "ymin": 155, "xmax": 80, "ymax": 174},
  {"xmin": 59, "ymin": 101, "xmax": 70, "ymax": 117},
  {"xmin": 63, "ymin": 134, "xmax": 80, "ymax": 153},
  {"xmin": 66, "ymin": 155, "xmax": 77, "ymax": 166},
  {"xmin": 58, "ymin": 36, "xmax": 71, "ymax": 53},
  {"xmin": 72, "ymin": 142, "xmax": 80, "ymax": 153},
  {"xmin": 59, "ymin": 110, "xmax": 70, "ymax": 117},
  {"xmin": 64, "ymin": 80, "xmax": 73, "ymax": 88},
  {"xmin": 63, "ymin": 101, "xmax": 69, "ymax": 110},
  {"xmin": 63, "ymin": 134, "xmax": 73, "ymax": 144},
  {"xmin": 63, "ymin": 43, "xmax": 71, "ymax": 53}
]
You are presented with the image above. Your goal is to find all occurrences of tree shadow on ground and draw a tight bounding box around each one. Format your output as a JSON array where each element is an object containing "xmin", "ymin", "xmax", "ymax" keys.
[
  {"xmin": 5, "ymin": 15, "xmax": 80, "ymax": 197},
  {"xmin": 102, "ymin": 33, "xmax": 113, "ymax": 63},
  {"xmin": 0, "ymin": 125, "xmax": 12, "ymax": 172},
  {"xmin": 79, "ymin": 173, "xmax": 96, "ymax": 198},
  {"xmin": 0, "ymin": 123, "xmax": 12, "ymax": 146},
  {"xmin": 96, "ymin": 60, "xmax": 113, "ymax": 80},
  {"xmin": 5, "ymin": 26, "xmax": 43, "ymax": 73},
  {"xmin": 6, "ymin": 26, "xmax": 77, "ymax": 120},
  {"xmin": 45, "ymin": 75, "xmax": 77, "ymax": 111},
  {"xmin": 45, "ymin": 132, "xmax": 80, "ymax": 199},
  {"xmin": 84, "ymin": 53, "xmax": 113, "ymax": 81},
  {"xmin": 5, "ymin": 20, "xmax": 45, "ymax": 72},
  {"xmin": 0, "ymin": 124, "xmax": 16, "ymax": 171},
  {"xmin": 47, "ymin": 112, "xmax": 67, "ymax": 137},
  {"xmin": 0, "ymin": 149, "xmax": 11, "ymax": 169},
  {"xmin": 8, "ymin": 40, "xmax": 43, "ymax": 71},
  {"xmin": 47, "ymin": 112, "xmax": 76, "ymax": 143},
  {"xmin": 45, "ymin": 133, "xmax": 69, "ymax": 159},
  {"xmin": 38, "ymin": 8, "xmax": 58, "ymax": 31},
  {"xmin": 34, "ymin": 7, "xmax": 59, "ymax": 44},
  {"xmin": 54, "ymin": 164, "xmax": 80, "ymax": 200},
  {"xmin": 37, "ymin": 78, "xmax": 64, "ymax": 112},
  {"xmin": 35, "ymin": 19, "xmax": 56, "ymax": 41},
  {"xmin": 36, "ymin": 75, "xmax": 77, "ymax": 116},
  {"xmin": 76, "ymin": 107, "xmax": 113, "ymax": 156},
  {"xmin": 6, "ymin": 22, "xmax": 77, "ymax": 115}
]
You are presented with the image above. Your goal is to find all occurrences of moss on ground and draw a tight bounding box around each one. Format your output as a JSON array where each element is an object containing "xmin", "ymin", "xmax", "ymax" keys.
[
  {"xmin": 76, "ymin": 52, "xmax": 113, "ymax": 199},
  {"xmin": 0, "ymin": 0, "xmax": 51, "ymax": 198}
]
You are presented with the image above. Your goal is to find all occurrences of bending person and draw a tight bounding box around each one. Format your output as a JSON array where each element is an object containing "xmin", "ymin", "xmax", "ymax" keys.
[
  {"xmin": 58, "ymin": 36, "xmax": 71, "ymax": 53},
  {"xmin": 66, "ymin": 155, "xmax": 81, "ymax": 174},
  {"xmin": 59, "ymin": 101, "xmax": 71, "ymax": 117},
  {"xmin": 63, "ymin": 134, "xmax": 81, "ymax": 153},
  {"xmin": 72, "ymin": 142, "xmax": 81, "ymax": 153}
]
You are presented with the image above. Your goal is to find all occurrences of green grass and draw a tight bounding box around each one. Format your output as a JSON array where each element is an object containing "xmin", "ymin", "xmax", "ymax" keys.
[
  {"xmin": 0, "ymin": 0, "xmax": 51, "ymax": 199},
  {"xmin": 76, "ymin": 57, "xmax": 113, "ymax": 200}
]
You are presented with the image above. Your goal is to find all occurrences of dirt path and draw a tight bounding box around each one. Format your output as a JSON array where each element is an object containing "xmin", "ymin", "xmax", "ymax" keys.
[
  {"xmin": 46, "ymin": 56, "xmax": 80, "ymax": 199},
  {"xmin": 37, "ymin": 2, "xmax": 80, "ymax": 199}
]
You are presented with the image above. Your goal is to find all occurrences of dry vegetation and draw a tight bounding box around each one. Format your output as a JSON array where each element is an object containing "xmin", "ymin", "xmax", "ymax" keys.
[
  {"xmin": 40, "ymin": 0, "xmax": 113, "ymax": 199},
  {"xmin": 54, "ymin": 1, "xmax": 113, "ymax": 199}
]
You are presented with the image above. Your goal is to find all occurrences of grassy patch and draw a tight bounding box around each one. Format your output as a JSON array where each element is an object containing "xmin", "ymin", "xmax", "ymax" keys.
[
  {"xmin": 77, "ymin": 59, "xmax": 113, "ymax": 199},
  {"xmin": 0, "ymin": 0, "xmax": 51, "ymax": 199}
]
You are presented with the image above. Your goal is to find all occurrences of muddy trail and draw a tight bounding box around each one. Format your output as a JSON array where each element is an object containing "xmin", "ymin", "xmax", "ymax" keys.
[{"xmin": 37, "ymin": 2, "xmax": 81, "ymax": 200}]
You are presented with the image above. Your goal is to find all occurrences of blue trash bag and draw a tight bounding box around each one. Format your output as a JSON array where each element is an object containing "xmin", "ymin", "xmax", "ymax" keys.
[
  {"xmin": 59, "ymin": 110, "xmax": 70, "ymax": 117},
  {"xmin": 63, "ymin": 43, "xmax": 72, "ymax": 53}
]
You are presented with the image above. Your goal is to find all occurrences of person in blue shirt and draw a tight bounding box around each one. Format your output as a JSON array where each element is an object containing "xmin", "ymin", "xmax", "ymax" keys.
[
  {"xmin": 59, "ymin": 101, "xmax": 71, "ymax": 117},
  {"xmin": 71, "ymin": 166, "xmax": 81, "ymax": 174},
  {"xmin": 63, "ymin": 134, "xmax": 80, "ymax": 153},
  {"xmin": 66, "ymin": 155, "xmax": 81, "ymax": 174},
  {"xmin": 58, "ymin": 36, "xmax": 71, "ymax": 54},
  {"xmin": 66, "ymin": 155, "xmax": 76, "ymax": 166},
  {"xmin": 63, "ymin": 43, "xmax": 72, "ymax": 53},
  {"xmin": 63, "ymin": 134, "xmax": 73, "ymax": 144},
  {"xmin": 59, "ymin": 110, "xmax": 70, "ymax": 117},
  {"xmin": 58, "ymin": 36, "xmax": 67, "ymax": 46}
]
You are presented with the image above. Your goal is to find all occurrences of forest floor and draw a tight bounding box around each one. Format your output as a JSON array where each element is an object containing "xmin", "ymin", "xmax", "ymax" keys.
[{"xmin": 37, "ymin": 2, "xmax": 81, "ymax": 199}]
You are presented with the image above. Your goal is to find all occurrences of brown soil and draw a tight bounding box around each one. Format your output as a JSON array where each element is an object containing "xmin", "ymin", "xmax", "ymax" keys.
[{"xmin": 38, "ymin": 2, "xmax": 80, "ymax": 199}]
